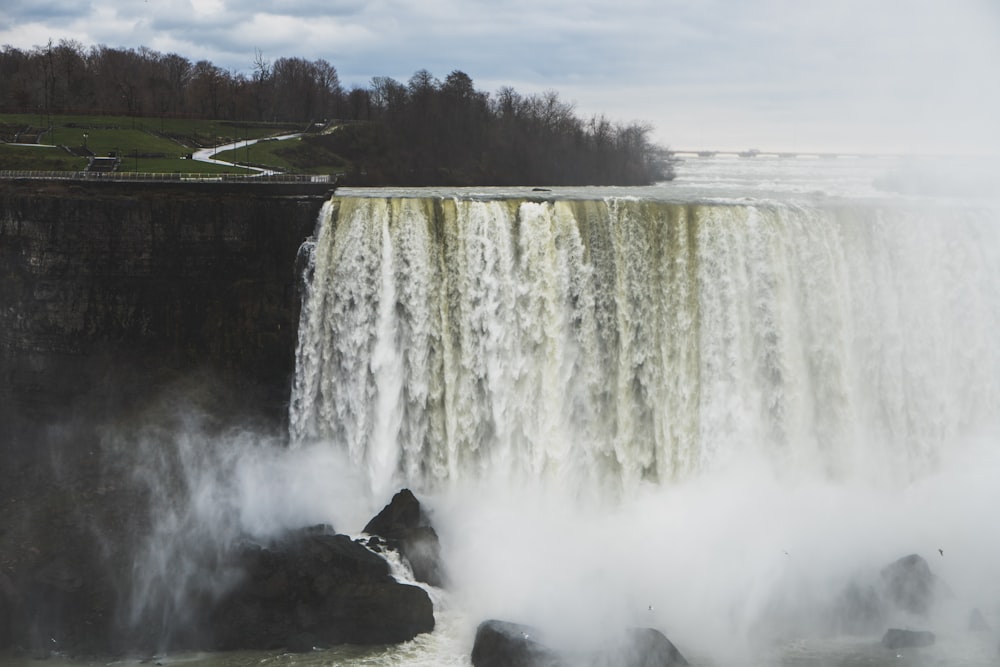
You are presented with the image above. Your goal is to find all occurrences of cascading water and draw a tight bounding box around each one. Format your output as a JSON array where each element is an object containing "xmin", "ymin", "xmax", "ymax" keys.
[
  {"xmin": 101, "ymin": 156, "xmax": 999, "ymax": 667},
  {"xmin": 283, "ymin": 176, "xmax": 1000, "ymax": 664},
  {"xmin": 290, "ymin": 194, "xmax": 999, "ymax": 494}
]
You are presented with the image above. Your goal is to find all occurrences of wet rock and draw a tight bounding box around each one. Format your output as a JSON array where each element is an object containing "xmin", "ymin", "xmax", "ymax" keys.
[
  {"xmin": 207, "ymin": 524, "xmax": 434, "ymax": 651},
  {"xmin": 600, "ymin": 628, "xmax": 690, "ymax": 667},
  {"xmin": 880, "ymin": 554, "xmax": 939, "ymax": 615},
  {"xmin": 471, "ymin": 619, "xmax": 688, "ymax": 667},
  {"xmin": 831, "ymin": 553, "xmax": 945, "ymax": 636},
  {"xmin": 471, "ymin": 620, "xmax": 556, "ymax": 667},
  {"xmin": 881, "ymin": 628, "xmax": 935, "ymax": 649},
  {"xmin": 363, "ymin": 489, "xmax": 445, "ymax": 587},
  {"xmin": 363, "ymin": 489, "xmax": 421, "ymax": 540}
]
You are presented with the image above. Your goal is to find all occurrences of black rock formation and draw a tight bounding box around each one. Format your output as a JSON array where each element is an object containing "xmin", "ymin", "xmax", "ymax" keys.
[
  {"xmin": 363, "ymin": 489, "xmax": 445, "ymax": 587},
  {"xmin": 880, "ymin": 554, "xmax": 939, "ymax": 616},
  {"xmin": 471, "ymin": 620, "xmax": 556, "ymax": 667},
  {"xmin": 829, "ymin": 553, "xmax": 945, "ymax": 636},
  {"xmin": 471, "ymin": 619, "xmax": 689, "ymax": 667},
  {"xmin": 206, "ymin": 525, "xmax": 434, "ymax": 651}
]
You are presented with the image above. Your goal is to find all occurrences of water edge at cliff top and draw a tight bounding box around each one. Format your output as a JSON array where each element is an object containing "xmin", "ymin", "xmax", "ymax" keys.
[
  {"xmin": 276, "ymin": 153, "xmax": 1000, "ymax": 665},
  {"xmin": 336, "ymin": 153, "xmax": 1000, "ymax": 204}
]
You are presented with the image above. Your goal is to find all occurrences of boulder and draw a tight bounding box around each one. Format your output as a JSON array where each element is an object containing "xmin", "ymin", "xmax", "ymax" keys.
[
  {"xmin": 881, "ymin": 628, "xmax": 935, "ymax": 649},
  {"xmin": 206, "ymin": 524, "xmax": 434, "ymax": 651},
  {"xmin": 831, "ymin": 553, "xmax": 944, "ymax": 636},
  {"xmin": 880, "ymin": 554, "xmax": 937, "ymax": 615},
  {"xmin": 471, "ymin": 620, "xmax": 688, "ymax": 667},
  {"xmin": 617, "ymin": 628, "xmax": 690, "ymax": 667},
  {"xmin": 471, "ymin": 620, "xmax": 557, "ymax": 667},
  {"xmin": 363, "ymin": 489, "xmax": 445, "ymax": 587},
  {"xmin": 364, "ymin": 489, "xmax": 422, "ymax": 536}
]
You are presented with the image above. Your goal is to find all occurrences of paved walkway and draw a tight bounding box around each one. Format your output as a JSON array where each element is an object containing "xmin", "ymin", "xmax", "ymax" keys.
[{"xmin": 191, "ymin": 133, "xmax": 301, "ymax": 174}]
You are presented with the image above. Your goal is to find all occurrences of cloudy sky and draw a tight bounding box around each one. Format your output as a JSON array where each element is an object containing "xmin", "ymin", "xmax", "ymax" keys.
[{"xmin": 3, "ymin": 0, "xmax": 999, "ymax": 154}]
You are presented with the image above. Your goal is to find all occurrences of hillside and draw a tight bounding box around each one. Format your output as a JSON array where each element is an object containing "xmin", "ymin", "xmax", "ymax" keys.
[{"xmin": 2, "ymin": 42, "xmax": 672, "ymax": 185}]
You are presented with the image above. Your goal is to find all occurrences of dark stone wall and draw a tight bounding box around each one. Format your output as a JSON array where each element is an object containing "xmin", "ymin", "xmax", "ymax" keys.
[
  {"xmin": 0, "ymin": 180, "xmax": 323, "ymax": 444},
  {"xmin": 0, "ymin": 179, "xmax": 325, "ymax": 655}
]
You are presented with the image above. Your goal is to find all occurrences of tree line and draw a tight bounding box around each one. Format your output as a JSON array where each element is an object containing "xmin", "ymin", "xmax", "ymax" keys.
[
  {"xmin": 0, "ymin": 40, "xmax": 672, "ymax": 185},
  {"xmin": 0, "ymin": 40, "xmax": 343, "ymax": 122}
]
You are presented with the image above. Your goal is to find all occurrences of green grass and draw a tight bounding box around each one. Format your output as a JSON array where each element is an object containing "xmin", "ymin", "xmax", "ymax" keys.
[
  {"xmin": 0, "ymin": 144, "xmax": 87, "ymax": 171},
  {"xmin": 214, "ymin": 138, "xmax": 296, "ymax": 172},
  {"xmin": 114, "ymin": 156, "xmax": 255, "ymax": 175},
  {"xmin": 0, "ymin": 112, "xmax": 308, "ymax": 174},
  {"xmin": 0, "ymin": 141, "xmax": 254, "ymax": 174},
  {"xmin": 212, "ymin": 135, "xmax": 347, "ymax": 175}
]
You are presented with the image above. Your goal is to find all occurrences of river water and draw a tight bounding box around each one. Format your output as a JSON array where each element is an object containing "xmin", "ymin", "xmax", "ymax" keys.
[{"xmin": 20, "ymin": 155, "xmax": 1000, "ymax": 666}]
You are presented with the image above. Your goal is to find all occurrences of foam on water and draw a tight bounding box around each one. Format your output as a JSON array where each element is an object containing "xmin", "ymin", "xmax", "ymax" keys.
[
  {"xmin": 283, "ymin": 156, "xmax": 1000, "ymax": 663},
  {"xmin": 113, "ymin": 156, "xmax": 1000, "ymax": 666}
]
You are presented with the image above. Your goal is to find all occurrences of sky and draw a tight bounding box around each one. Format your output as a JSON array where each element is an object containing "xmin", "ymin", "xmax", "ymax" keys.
[{"xmin": 3, "ymin": 0, "xmax": 999, "ymax": 155}]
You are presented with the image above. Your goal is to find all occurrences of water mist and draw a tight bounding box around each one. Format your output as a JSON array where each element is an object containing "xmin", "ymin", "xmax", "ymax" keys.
[
  {"xmin": 109, "ymin": 175, "xmax": 1000, "ymax": 664},
  {"xmin": 104, "ymin": 377, "xmax": 378, "ymax": 651},
  {"xmin": 287, "ymin": 190, "xmax": 1000, "ymax": 664}
]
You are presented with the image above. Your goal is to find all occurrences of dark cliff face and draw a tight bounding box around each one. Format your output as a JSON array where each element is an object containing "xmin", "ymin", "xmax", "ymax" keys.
[
  {"xmin": 0, "ymin": 180, "xmax": 322, "ymax": 438},
  {"xmin": 0, "ymin": 180, "xmax": 325, "ymax": 654}
]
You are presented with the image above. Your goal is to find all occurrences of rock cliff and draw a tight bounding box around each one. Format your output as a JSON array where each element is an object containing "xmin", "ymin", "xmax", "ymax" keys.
[
  {"xmin": 0, "ymin": 179, "xmax": 327, "ymax": 654},
  {"xmin": 0, "ymin": 180, "xmax": 324, "ymax": 439}
]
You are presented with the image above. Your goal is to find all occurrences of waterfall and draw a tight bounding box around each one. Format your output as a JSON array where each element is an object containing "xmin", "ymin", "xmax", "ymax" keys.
[{"xmin": 289, "ymin": 194, "xmax": 1000, "ymax": 496}]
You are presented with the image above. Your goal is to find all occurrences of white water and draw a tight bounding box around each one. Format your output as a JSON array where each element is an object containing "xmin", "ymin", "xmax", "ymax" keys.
[
  {"xmin": 105, "ymin": 156, "xmax": 1000, "ymax": 667},
  {"xmin": 291, "ymin": 168, "xmax": 1000, "ymax": 495},
  {"xmin": 283, "ymin": 156, "xmax": 1000, "ymax": 665}
]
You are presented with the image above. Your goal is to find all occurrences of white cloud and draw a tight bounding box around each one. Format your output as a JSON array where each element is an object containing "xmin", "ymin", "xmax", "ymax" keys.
[
  {"xmin": 2, "ymin": 0, "xmax": 998, "ymax": 153},
  {"xmin": 190, "ymin": 0, "xmax": 226, "ymax": 16}
]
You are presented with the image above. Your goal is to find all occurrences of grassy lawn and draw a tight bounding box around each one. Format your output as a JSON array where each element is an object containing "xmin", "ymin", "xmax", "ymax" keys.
[
  {"xmin": 112, "ymin": 155, "xmax": 255, "ymax": 175},
  {"xmin": 213, "ymin": 135, "xmax": 350, "ymax": 175},
  {"xmin": 0, "ymin": 112, "xmax": 307, "ymax": 174},
  {"xmin": 0, "ymin": 144, "xmax": 87, "ymax": 171},
  {"xmin": 0, "ymin": 141, "xmax": 253, "ymax": 174}
]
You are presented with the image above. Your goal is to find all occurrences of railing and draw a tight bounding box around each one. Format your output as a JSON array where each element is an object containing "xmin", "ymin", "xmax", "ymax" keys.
[{"xmin": 0, "ymin": 171, "xmax": 337, "ymax": 183}]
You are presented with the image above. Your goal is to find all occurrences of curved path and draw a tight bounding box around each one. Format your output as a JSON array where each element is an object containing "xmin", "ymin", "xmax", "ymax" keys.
[{"xmin": 191, "ymin": 133, "xmax": 301, "ymax": 175}]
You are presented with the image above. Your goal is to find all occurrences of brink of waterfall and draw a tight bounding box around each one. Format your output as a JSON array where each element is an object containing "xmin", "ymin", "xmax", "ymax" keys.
[{"xmin": 290, "ymin": 193, "xmax": 1000, "ymax": 499}]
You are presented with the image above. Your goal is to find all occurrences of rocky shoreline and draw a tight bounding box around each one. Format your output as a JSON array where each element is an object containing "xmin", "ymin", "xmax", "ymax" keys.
[{"xmin": 0, "ymin": 487, "xmax": 441, "ymax": 657}]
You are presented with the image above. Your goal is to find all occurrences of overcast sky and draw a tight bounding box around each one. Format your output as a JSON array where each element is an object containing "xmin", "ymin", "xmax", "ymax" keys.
[{"xmin": 3, "ymin": 0, "xmax": 999, "ymax": 154}]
